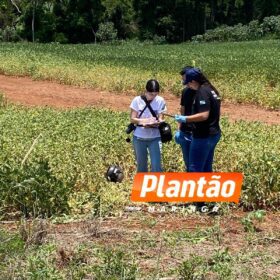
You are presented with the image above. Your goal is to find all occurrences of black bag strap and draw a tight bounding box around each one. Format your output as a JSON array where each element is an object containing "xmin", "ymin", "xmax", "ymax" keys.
[
  {"xmin": 138, "ymin": 103, "xmax": 148, "ymax": 118},
  {"xmin": 141, "ymin": 95, "xmax": 159, "ymax": 120},
  {"xmin": 135, "ymin": 96, "xmax": 149, "ymax": 127}
]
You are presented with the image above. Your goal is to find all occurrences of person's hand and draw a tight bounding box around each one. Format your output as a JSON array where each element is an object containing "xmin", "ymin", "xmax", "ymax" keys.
[
  {"xmin": 175, "ymin": 130, "xmax": 181, "ymax": 137},
  {"xmin": 175, "ymin": 115, "xmax": 187, "ymax": 123},
  {"xmin": 140, "ymin": 117, "xmax": 158, "ymax": 126},
  {"xmin": 146, "ymin": 117, "xmax": 160, "ymax": 127}
]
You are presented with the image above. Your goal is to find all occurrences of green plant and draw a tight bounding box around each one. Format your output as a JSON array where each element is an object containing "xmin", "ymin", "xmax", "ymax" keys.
[
  {"xmin": 241, "ymin": 210, "xmax": 266, "ymax": 232},
  {"xmin": 92, "ymin": 248, "xmax": 138, "ymax": 280},
  {"xmin": 141, "ymin": 216, "xmax": 157, "ymax": 228},
  {"xmin": 192, "ymin": 15, "xmax": 280, "ymax": 43},
  {"xmin": 0, "ymin": 92, "xmax": 7, "ymax": 108},
  {"xmin": 96, "ymin": 22, "xmax": 118, "ymax": 42},
  {"xmin": 0, "ymin": 106, "xmax": 279, "ymax": 220},
  {"xmin": 19, "ymin": 218, "xmax": 48, "ymax": 248},
  {"xmin": 0, "ymin": 41, "xmax": 280, "ymax": 108},
  {"xmin": 53, "ymin": 33, "xmax": 68, "ymax": 44},
  {"xmin": 208, "ymin": 248, "xmax": 232, "ymax": 279},
  {"xmin": 23, "ymin": 244, "xmax": 63, "ymax": 279},
  {"xmin": 0, "ymin": 229, "xmax": 25, "ymax": 262},
  {"xmin": 178, "ymin": 254, "xmax": 206, "ymax": 280},
  {"xmin": 178, "ymin": 248, "xmax": 233, "ymax": 280},
  {"xmin": 0, "ymin": 26, "xmax": 20, "ymax": 42},
  {"xmin": 0, "ymin": 160, "xmax": 74, "ymax": 217},
  {"xmin": 262, "ymin": 16, "xmax": 280, "ymax": 34}
]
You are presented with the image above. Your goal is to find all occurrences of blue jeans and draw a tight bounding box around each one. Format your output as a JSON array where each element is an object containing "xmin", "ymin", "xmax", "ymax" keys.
[
  {"xmin": 189, "ymin": 133, "xmax": 221, "ymax": 172},
  {"xmin": 133, "ymin": 136, "xmax": 162, "ymax": 172},
  {"xmin": 175, "ymin": 131, "xmax": 192, "ymax": 171}
]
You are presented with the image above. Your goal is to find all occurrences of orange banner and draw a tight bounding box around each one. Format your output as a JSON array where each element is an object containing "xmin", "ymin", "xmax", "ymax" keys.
[{"xmin": 131, "ymin": 173, "xmax": 243, "ymax": 203}]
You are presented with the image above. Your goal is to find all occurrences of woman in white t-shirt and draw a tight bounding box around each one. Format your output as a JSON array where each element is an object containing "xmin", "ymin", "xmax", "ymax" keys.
[{"xmin": 130, "ymin": 79, "xmax": 167, "ymax": 172}]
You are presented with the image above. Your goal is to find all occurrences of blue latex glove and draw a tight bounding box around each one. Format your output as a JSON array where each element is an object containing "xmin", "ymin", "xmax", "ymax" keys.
[
  {"xmin": 175, "ymin": 115, "xmax": 187, "ymax": 123},
  {"xmin": 174, "ymin": 130, "xmax": 181, "ymax": 144}
]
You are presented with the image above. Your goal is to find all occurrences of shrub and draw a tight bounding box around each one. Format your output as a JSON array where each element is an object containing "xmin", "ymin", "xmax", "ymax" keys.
[
  {"xmin": 53, "ymin": 32, "xmax": 68, "ymax": 44},
  {"xmin": 152, "ymin": 34, "xmax": 167, "ymax": 44},
  {"xmin": 0, "ymin": 160, "xmax": 74, "ymax": 217},
  {"xmin": 0, "ymin": 26, "xmax": 20, "ymax": 42},
  {"xmin": 96, "ymin": 22, "xmax": 118, "ymax": 42},
  {"xmin": 261, "ymin": 15, "xmax": 280, "ymax": 34},
  {"xmin": 192, "ymin": 15, "xmax": 280, "ymax": 42},
  {"xmin": 92, "ymin": 248, "xmax": 138, "ymax": 280},
  {"xmin": 248, "ymin": 20, "xmax": 263, "ymax": 39}
]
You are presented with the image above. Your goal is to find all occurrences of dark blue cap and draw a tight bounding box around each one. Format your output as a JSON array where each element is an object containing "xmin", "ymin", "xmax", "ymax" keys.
[{"xmin": 184, "ymin": 68, "xmax": 201, "ymax": 84}]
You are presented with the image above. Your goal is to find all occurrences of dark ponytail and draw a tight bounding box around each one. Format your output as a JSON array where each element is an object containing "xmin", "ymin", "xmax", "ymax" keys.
[
  {"xmin": 146, "ymin": 79, "xmax": 160, "ymax": 93},
  {"xmin": 197, "ymin": 72, "xmax": 221, "ymax": 97}
]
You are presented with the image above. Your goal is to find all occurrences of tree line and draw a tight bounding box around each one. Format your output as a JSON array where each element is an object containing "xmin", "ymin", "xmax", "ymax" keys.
[{"xmin": 0, "ymin": 0, "xmax": 280, "ymax": 43}]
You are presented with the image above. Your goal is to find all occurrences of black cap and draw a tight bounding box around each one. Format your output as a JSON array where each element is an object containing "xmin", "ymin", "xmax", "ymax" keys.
[{"xmin": 180, "ymin": 65, "xmax": 194, "ymax": 75}]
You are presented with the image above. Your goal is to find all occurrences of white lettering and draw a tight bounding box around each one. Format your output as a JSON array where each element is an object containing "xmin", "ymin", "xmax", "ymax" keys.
[
  {"xmin": 140, "ymin": 175, "xmax": 158, "ymax": 197},
  {"xmin": 201, "ymin": 206, "xmax": 209, "ymax": 213},
  {"xmin": 157, "ymin": 175, "xmax": 166, "ymax": 197},
  {"xmin": 181, "ymin": 180, "xmax": 196, "ymax": 197},
  {"xmin": 206, "ymin": 175, "xmax": 221, "ymax": 197},
  {"xmin": 166, "ymin": 180, "xmax": 180, "ymax": 197},
  {"xmin": 197, "ymin": 177, "xmax": 206, "ymax": 197},
  {"xmin": 221, "ymin": 180, "xmax": 236, "ymax": 197}
]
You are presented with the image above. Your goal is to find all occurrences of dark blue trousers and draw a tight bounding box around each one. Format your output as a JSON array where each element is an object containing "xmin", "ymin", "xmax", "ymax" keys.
[{"xmin": 189, "ymin": 133, "xmax": 221, "ymax": 172}]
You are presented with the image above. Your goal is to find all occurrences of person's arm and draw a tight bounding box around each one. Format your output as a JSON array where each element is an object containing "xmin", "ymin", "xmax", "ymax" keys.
[
  {"xmin": 130, "ymin": 97, "xmax": 155, "ymax": 125},
  {"xmin": 157, "ymin": 113, "xmax": 164, "ymax": 122},
  {"xmin": 185, "ymin": 111, "xmax": 209, "ymax": 122},
  {"xmin": 178, "ymin": 105, "xmax": 185, "ymax": 129},
  {"xmin": 130, "ymin": 109, "xmax": 139, "ymax": 124},
  {"xmin": 175, "ymin": 111, "xmax": 209, "ymax": 123},
  {"xmin": 130, "ymin": 109, "xmax": 156, "ymax": 126},
  {"xmin": 175, "ymin": 88, "xmax": 210, "ymax": 123},
  {"xmin": 146, "ymin": 112, "xmax": 164, "ymax": 127}
]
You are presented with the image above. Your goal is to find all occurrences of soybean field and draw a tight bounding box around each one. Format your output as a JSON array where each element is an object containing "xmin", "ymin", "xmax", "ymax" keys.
[
  {"xmin": 0, "ymin": 40, "xmax": 279, "ymax": 279},
  {"xmin": 0, "ymin": 40, "xmax": 280, "ymax": 109}
]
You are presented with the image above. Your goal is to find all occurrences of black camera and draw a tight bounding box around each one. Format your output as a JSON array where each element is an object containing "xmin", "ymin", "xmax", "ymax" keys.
[
  {"xmin": 105, "ymin": 165, "xmax": 124, "ymax": 183},
  {"xmin": 126, "ymin": 123, "xmax": 136, "ymax": 134}
]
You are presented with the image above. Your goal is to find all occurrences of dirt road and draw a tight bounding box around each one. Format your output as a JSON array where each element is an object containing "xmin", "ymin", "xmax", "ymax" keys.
[{"xmin": 0, "ymin": 75, "xmax": 279, "ymax": 125}]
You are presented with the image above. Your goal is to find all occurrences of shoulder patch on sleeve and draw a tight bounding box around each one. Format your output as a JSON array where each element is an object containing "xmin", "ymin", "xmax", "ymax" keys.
[{"xmin": 211, "ymin": 90, "xmax": 217, "ymax": 97}]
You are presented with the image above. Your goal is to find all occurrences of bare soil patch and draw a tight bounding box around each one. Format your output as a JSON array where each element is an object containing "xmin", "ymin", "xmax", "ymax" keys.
[
  {"xmin": 0, "ymin": 75, "xmax": 279, "ymax": 125},
  {"xmin": 1, "ymin": 210, "xmax": 280, "ymax": 278}
]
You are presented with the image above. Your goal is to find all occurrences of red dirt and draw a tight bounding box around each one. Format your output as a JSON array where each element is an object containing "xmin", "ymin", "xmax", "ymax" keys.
[
  {"xmin": 1, "ymin": 210, "xmax": 279, "ymax": 277},
  {"xmin": 0, "ymin": 75, "xmax": 279, "ymax": 125},
  {"xmin": 1, "ymin": 210, "xmax": 279, "ymax": 258}
]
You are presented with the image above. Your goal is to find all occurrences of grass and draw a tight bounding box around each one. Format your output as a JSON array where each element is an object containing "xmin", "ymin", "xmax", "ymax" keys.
[{"xmin": 0, "ymin": 211, "xmax": 279, "ymax": 279}]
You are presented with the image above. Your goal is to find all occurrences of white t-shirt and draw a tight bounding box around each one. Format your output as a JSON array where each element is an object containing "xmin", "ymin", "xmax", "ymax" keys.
[{"xmin": 130, "ymin": 95, "xmax": 167, "ymax": 139}]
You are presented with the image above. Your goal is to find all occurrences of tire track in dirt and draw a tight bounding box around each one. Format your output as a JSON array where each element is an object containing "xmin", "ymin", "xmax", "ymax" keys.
[{"xmin": 0, "ymin": 75, "xmax": 279, "ymax": 125}]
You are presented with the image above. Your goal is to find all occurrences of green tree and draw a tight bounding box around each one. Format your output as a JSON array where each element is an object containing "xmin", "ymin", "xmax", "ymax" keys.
[
  {"xmin": 101, "ymin": 0, "xmax": 136, "ymax": 39},
  {"xmin": 53, "ymin": 0, "xmax": 104, "ymax": 43}
]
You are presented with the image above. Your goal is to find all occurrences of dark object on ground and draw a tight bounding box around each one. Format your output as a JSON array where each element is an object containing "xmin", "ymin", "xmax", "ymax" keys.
[{"xmin": 105, "ymin": 165, "xmax": 124, "ymax": 183}]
